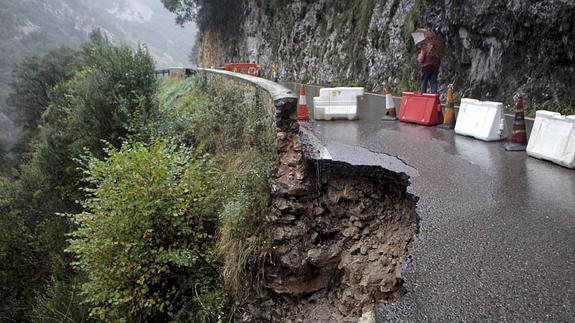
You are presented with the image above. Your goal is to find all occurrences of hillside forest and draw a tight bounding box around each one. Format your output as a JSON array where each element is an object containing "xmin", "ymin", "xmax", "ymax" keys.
[
  {"xmin": 0, "ymin": 26, "xmax": 273, "ymax": 321},
  {"xmin": 0, "ymin": 0, "xmax": 197, "ymax": 166}
]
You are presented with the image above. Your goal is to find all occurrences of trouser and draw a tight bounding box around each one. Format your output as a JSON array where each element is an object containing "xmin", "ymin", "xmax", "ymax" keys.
[{"xmin": 420, "ymin": 65, "xmax": 439, "ymax": 94}]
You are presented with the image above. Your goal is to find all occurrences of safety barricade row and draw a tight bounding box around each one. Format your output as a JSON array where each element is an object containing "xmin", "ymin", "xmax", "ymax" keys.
[
  {"xmin": 224, "ymin": 63, "xmax": 260, "ymax": 76},
  {"xmin": 289, "ymin": 82, "xmax": 572, "ymax": 171}
]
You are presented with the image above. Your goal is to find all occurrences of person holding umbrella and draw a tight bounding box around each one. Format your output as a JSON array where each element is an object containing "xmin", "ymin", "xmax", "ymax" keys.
[{"xmin": 412, "ymin": 28, "xmax": 445, "ymax": 93}]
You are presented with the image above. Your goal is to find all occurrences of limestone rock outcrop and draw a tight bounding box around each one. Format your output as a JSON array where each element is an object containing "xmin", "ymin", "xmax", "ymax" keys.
[{"xmin": 197, "ymin": 0, "xmax": 575, "ymax": 108}]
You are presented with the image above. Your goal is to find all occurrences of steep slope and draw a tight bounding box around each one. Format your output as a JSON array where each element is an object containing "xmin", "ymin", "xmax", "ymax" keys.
[
  {"xmin": 195, "ymin": 0, "xmax": 575, "ymax": 110},
  {"xmin": 0, "ymin": 0, "xmax": 196, "ymax": 142},
  {"xmin": 0, "ymin": 0, "xmax": 86, "ymax": 141},
  {"xmin": 77, "ymin": 0, "xmax": 198, "ymax": 68}
]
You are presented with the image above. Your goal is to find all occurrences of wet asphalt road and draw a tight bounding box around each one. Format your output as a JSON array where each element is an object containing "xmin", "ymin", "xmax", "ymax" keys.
[{"xmin": 301, "ymin": 94, "xmax": 575, "ymax": 321}]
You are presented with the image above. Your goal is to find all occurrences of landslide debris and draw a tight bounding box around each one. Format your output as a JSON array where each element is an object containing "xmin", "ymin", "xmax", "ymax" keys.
[{"xmin": 241, "ymin": 129, "xmax": 419, "ymax": 322}]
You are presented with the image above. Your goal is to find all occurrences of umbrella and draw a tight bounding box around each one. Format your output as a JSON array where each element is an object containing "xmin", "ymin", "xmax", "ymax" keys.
[
  {"xmin": 411, "ymin": 28, "xmax": 445, "ymax": 59},
  {"xmin": 411, "ymin": 28, "xmax": 432, "ymax": 45}
]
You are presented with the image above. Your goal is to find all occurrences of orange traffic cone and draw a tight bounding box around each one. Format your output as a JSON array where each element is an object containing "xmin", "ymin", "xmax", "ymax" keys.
[
  {"xmin": 381, "ymin": 84, "xmax": 398, "ymax": 121},
  {"xmin": 505, "ymin": 94, "xmax": 528, "ymax": 151},
  {"xmin": 438, "ymin": 83, "xmax": 456, "ymax": 129},
  {"xmin": 297, "ymin": 84, "xmax": 310, "ymax": 121}
]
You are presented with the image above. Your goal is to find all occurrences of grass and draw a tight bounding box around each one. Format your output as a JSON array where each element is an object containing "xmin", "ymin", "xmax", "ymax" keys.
[
  {"xmin": 402, "ymin": 0, "xmax": 428, "ymax": 54},
  {"xmin": 392, "ymin": 65, "xmax": 420, "ymax": 94},
  {"xmin": 216, "ymin": 149, "xmax": 272, "ymax": 297},
  {"xmin": 503, "ymin": 98, "xmax": 575, "ymax": 117},
  {"xmin": 156, "ymin": 75, "xmax": 275, "ymax": 302}
]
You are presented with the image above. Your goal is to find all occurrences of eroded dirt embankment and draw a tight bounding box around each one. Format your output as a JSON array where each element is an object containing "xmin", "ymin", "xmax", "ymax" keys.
[{"xmin": 242, "ymin": 126, "xmax": 419, "ymax": 322}]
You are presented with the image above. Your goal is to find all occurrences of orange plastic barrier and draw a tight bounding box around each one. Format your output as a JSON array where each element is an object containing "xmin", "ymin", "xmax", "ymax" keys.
[
  {"xmin": 224, "ymin": 63, "xmax": 260, "ymax": 76},
  {"xmin": 399, "ymin": 92, "xmax": 443, "ymax": 126}
]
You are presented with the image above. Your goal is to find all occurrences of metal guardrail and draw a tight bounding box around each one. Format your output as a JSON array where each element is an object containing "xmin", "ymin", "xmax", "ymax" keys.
[
  {"xmin": 155, "ymin": 67, "xmax": 298, "ymax": 117},
  {"xmin": 196, "ymin": 68, "xmax": 297, "ymax": 102},
  {"xmin": 154, "ymin": 68, "xmax": 197, "ymax": 77},
  {"xmin": 196, "ymin": 69, "xmax": 334, "ymax": 160},
  {"xmin": 196, "ymin": 68, "xmax": 300, "ymax": 130}
]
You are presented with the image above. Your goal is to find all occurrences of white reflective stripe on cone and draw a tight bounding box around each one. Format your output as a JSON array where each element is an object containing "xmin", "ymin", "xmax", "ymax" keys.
[{"xmin": 386, "ymin": 94, "xmax": 395, "ymax": 109}]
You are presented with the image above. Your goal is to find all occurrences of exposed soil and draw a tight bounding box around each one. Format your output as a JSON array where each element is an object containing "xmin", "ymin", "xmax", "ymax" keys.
[{"xmin": 241, "ymin": 128, "xmax": 419, "ymax": 322}]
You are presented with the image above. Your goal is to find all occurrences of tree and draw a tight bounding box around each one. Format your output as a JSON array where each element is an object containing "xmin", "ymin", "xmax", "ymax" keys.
[
  {"xmin": 161, "ymin": 0, "xmax": 200, "ymax": 25},
  {"xmin": 0, "ymin": 35, "xmax": 158, "ymax": 321},
  {"xmin": 7, "ymin": 47, "xmax": 78, "ymax": 135},
  {"xmin": 32, "ymin": 39, "xmax": 157, "ymax": 206},
  {"xmin": 67, "ymin": 141, "xmax": 223, "ymax": 322},
  {"xmin": 0, "ymin": 138, "xmax": 10, "ymax": 175},
  {"xmin": 161, "ymin": 0, "xmax": 243, "ymax": 28}
]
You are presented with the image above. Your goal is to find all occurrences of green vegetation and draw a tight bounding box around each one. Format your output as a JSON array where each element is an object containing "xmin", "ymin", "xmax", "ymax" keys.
[
  {"xmin": 0, "ymin": 0, "xmax": 88, "ymax": 127},
  {"xmin": 0, "ymin": 0, "xmax": 197, "ymax": 170},
  {"xmin": 504, "ymin": 98, "xmax": 575, "ymax": 117},
  {"xmin": 153, "ymin": 77, "xmax": 274, "ymax": 300},
  {"xmin": 1, "ymin": 30, "xmax": 273, "ymax": 320},
  {"xmin": 68, "ymin": 141, "xmax": 221, "ymax": 321},
  {"xmin": 392, "ymin": 65, "xmax": 420, "ymax": 94},
  {"xmin": 301, "ymin": 72, "xmax": 313, "ymax": 84},
  {"xmin": 0, "ymin": 32, "xmax": 156, "ymax": 322},
  {"xmin": 402, "ymin": 0, "xmax": 428, "ymax": 54},
  {"xmin": 161, "ymin": 0, "xmax": 242, "ymax": 29},
  {"xmin": 30, "ymin": 273, "xmax": 90, "ymax": 323},
  {"xmin": 7, "ymin": 47, "xmax": 78, "ymax": 136}
]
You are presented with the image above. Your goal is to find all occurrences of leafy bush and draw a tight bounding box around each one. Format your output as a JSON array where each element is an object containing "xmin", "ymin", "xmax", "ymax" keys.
[
  {"xmin": 0, "ymin": 35, "xmax": 157, "ymax": 321},
  {"xmin": 300, "ymin": 72, "xmax": 312, "ymax": 84},
  {"xmin": 155, "ymin": 77, "xmax": 274, "ymax": 299},
  {"xmin": 0, "ymin": 167, "xmax": 72, "ymax": 322},
  {"xmin": 392, "ymin": 65, "xmax": 420, "ymax": 94},
  {"xmin": 67, "ymin": 141, "xmax": 222, "ymax": 322},
  {"xmin": 0, "ymin": 177, "xmax": 37, "ymax": 321},
  {"xmin": 6, "ymin": 47, "xmax": 78, "ymax": 135}
]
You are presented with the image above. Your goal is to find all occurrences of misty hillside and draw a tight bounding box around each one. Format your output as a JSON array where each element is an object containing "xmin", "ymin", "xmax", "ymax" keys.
[
  {"xmin": 77, "ymin": 0, "xmax": 197, "ymax": 67},
  {"xmin": 0, "ymin": 0, "xmax": 196, "ymax": 141}
]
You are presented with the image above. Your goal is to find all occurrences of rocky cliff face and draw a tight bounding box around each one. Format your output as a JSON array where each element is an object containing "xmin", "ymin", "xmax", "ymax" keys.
[{"xmin": 197, "ymin": 0, "xmax": 575, "ymax": 109}]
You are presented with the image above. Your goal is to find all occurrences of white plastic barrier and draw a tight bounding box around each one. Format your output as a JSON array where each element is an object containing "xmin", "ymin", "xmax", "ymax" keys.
[
  {"xmin": 527, "ymin": 110, "xmax": 575, "ymax": 169},
  {"xmin": 454, "ymin": 98, "xmax": 507, "ymax": 141},
  {"xmin": 312, "ymin": 87, "xmax": 364, "ymax": 120}
]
